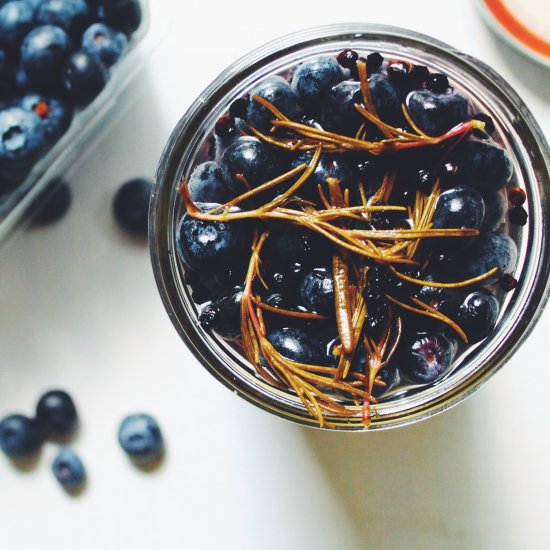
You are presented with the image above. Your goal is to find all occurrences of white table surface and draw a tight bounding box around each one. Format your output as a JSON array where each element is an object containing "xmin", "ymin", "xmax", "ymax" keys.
[{"xmin": 1, "ymin": 1, "xmax": 549, "ymax": 549}]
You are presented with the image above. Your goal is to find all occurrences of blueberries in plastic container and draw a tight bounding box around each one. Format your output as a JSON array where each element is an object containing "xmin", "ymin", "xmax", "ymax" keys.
[
  {"xmin": 63, "ymin": 49, "xmax": 108, "ymax": 104},
  {"xmin": 0, "ymin": 1, "xmax": 35, "ymax": 52},
  {"xmin": 19, "ymin": 93, "xmax": 73, "ymax": 144},
  {"xmin": 82, "ymin": 21, "xmax": 127, "ymax": 67},
  {"xmin": 112, "ymin": 177, "xmax": 153, "ymax": 236},
  {"xmin": 52, "ymin": 448, "xmax": 86, "ymax": 489},
  {"xmin": 0, "ymin": 414, "xmax": 43, "ymax": 458},
  {"xmin": 0, "ymin": 48, "xmax": 11, "ymax": 95},
  {"xmin": 21, "ymin": 25, "xmax": 73, "ymax": 84},
  {"xmin": 97, "ymin": 0, "xmax": 141, "ymax": 36},
  {"xmin": 118, "ymin": 413, "xmax": 164, "ymax": 464},
  {"xmin": 37, "ymin": 0, "xmax": 91, "ymax": 41}
]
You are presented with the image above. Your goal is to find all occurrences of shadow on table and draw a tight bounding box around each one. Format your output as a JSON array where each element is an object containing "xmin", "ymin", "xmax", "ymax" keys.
[{"xmin": 301, "ymin": 402, "xmax": 508, "ymax": 549}]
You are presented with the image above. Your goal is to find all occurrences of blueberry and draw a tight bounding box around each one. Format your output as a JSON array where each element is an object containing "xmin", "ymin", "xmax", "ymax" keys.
[
  {"xmin": 220, "ymin": 136, "xmax": 278, "ymax": 196},
  {"xmin": 37, "ymin": 0, "xmax": 91, "ymax": 41},
  {"xmin": 399, "ymin": 332, "xmax": 457, "ymax": 384},
  {"xmin": 432, "ymin": 185, "xmax": 485, "ymax": 240},
  {"xmin": 349, "ymin": 351, "xmax": 400, "ymax": 397},
  {"xmin": 187, "ymin": 161, "xmax": 230, "ymax": 204},
  {"xmin": 405, "ymin": 89, "xmax": 469, "ymax": 136},
  {"xmin": 322, "ymin": 80, "xmax": 363, "ymax": 135},
  {"xmin": 199, "ymin": 285, "xmax": 243, "ymax": 338},
  {"xmin": 452, "ymin": 139, "xmax": 513, "ymax": 193},
  {"xmin": 481, "ymin": 190, "xmax": 507, "ymax": 233},
  {"xmin": 112, "ymin": 177, "xmax": 153, "ymax": 236},
  {"xmin": 457, "ymin": 287, "xmax": 499, "ymax": 343},
  {"xmin": 0, "ymin": 1, "xmax": 35, "ymax": 52},
  {"xmin": 290, "ymin": 56, "xmax": 343, "ymax": 115},
  {"xmin": 426, "ymin": 73, "xmax": 449, "ymax": 94},
  {"xmin": 21, "ymin": 25, "xmax": 72, "ymax": 85},
  {"xmin": 0, "ymin": 414, "xmax": 43, "ymax": 457},
  {"xmin": 0, "ymin": 48, "xmax": 12, "ymax": 96},
  {"xmin": 63, "ymin": 49, "xmax": 109, "ymax": 104},
  {"xmin": 368, "ymin": 73, "xmax": 402, "ymax": 127},
  {"xmin": 36, "ymin": 389, "xmax": 78, "ymax": 437},
  {"xmin": 336, "ymin": 49, "xmax": 358, "ymax": 70},
  {"xmin": 26, "ymin": 178, "xmax": 72, "ymax": 225},
  {"xmin": 82, "ymin": 22, "xmax": 127, "ymax": 68},
  {"xmin": 19, "ymin": 93, "xmax": 73, "ymax": 144},
  {"xmin": 290, "ymin": 151, "xmax": 356, "ymax": 203},
  {"xmin": 300, "ymin": 267, "xmax": 334, "ymax": 315},
  {"xmin": 246, "ymin": 75, "xmax": 299, "ymax": 132},
  {"xmin": 266, "ymin": 226, "xmax": 327, "ymax": 268},
  {"xmin": 118, "ymin": 413, "xmax": 164, "ymax": 463},
  {"xmin": 52, "ymin": 448, "xmax": 86, "ymax": 488},
  {"xmin": 266, "ymin": 327, "xmax": 326, "ymax": 365},
  {"xmin": 98, "ymin": 0, "xmax": 141, "ymax": 36},
  {"xmin": 461, "ymin": 231, "xmax": 518, "ymax": 280},
  {"xmin": 176, "ymin": 202, "xmax": 251, "ymax": 273},
  {"xmin": 0, "ymin": 107, "xmax": 46, "ymax": 178}
]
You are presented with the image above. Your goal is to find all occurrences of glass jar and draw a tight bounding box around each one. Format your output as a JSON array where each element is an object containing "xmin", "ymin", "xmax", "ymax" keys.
[{"xmin": 150, "ymin": 24, "xmax": 550, "ymax": 430}]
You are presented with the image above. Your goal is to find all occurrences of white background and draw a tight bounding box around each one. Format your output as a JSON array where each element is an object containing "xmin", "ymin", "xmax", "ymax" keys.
[{"xmin": 1, "ymin": 1, "xmax": 549, "ymax": 549}]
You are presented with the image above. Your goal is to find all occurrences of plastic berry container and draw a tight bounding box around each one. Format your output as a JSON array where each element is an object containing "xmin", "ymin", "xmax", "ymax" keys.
[
  {"xmin": 0, "ymin": 0, "xmax": 162, "ymax": 243},
  {"xmin": 150, "ymin": 24, "xmax": 550, "ymax": 431}
]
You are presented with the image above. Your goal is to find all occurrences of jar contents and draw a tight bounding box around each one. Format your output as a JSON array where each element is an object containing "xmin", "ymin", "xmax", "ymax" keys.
[{"xmin": 174, "ymin": 50, "xmax": 522, "ymax": 428}]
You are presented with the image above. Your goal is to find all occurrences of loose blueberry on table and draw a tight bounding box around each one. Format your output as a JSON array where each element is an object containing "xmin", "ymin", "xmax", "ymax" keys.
[
  {"xmin": 52, "ymin": 447, "xmax": 86, "ymax": 489},
  {"xmin": 174, "ymin": 49, "xmax": 524, "ymax": 428},
  {"xmin": 36, "ymin": 388, "xmax": 78, "ymax": 437},
  {"xmin": 118, "ymin": 413, "xmax": 164, "ymax": 464}
]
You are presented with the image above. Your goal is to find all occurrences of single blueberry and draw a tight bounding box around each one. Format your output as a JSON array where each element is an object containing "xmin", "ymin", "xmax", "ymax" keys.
[
  {"xmin": 19, "ymin": 93, "xmax": 73, "ymax": 144},
  {"xmin": 37, "ymin": 0, "xmax": 91, "ymax": 40},
  {"xmin": 97, "ymin": 0, "xmax": 141, "ymax": 36},
  {"xmin": 26, "ymin": 178, "xmax": 72, "ymax": 225},
  {"xmin": 0, "ymin": 106, "xmax": 46, "ymax": 171},
  {"xmin": 52, "ymin": 448, "xmax": 86, "ymax": 488},
  {"xmin": 405, "ymin": 89, "xmax": 469, "ymax": 136},
  {"xmin": 399, "ymin": 332, "xmax": 457, "ymax": 384},
  {"xmin": 36, "ymin": 389, "xmax": 78, "ymax": 437},
  {"xmin": 0, "ymin": 1, "xmax": 35, "ymax": 52},
  {"xmin": 82, "ymin": 22, "xmax": 127, "ymax": 67},
  {"xmin": 266, "ymin": 226, "xmax": 328, "ymax": 268},
  {"xmin": 266, "ymin": 327, "xmax": 326, "ymax": 365},
  {"xmin": 63, "ymin": 49, "xmax": 109, "ymax": 104},
  {"xmin": 300, "ymin": 267, "xmax": 334, "ymax": 316},
  {"xmin": 187, "ymin": 161, "xmax": 230, "ymax": 204},
  {"xmin": 481, "ymin": 190, "xmax": 507, "ymax": 233},
  {"xmin": 220, "ymin": 136, "xmax": 278, "ymax": 196},
  {"xmin": 21, "ymin": 25, "xmax": 72, "ymax": 84},
  {"xmin": 118, "ymin": 413, "xmax": 164, "ymax": 463},
  {"xmin": 322, "ymin": 80, "xmax": 363, "ymax": 135},
  {"xmin": 176, "ymin": 202, "xmax": 252, "ymax": 273},
  {"xmin": 199, "ymin": 285, "xmax": 243, "ymax": 338},
  {"xmin": 0, "ymin": 414, "xmax": 43, "ymax": 458},
  {"xmin": 112, "ymin": 177, "xmax": 153, "ymax": 236},
  {"xmin": 460, "ymin": 231, "xmax": 518, "ymax": 281},
  {"xmin": 290, "ymin": 56, "xmax": 343, "ymax": 115},
  {"xmin": 452, "ymin": 139, "xmax": 514, "ymax": 194},
  {"xmin": 368, "ymin": 73, "xmax": 402, "ymax": 127},
  {"xmin": 246, "ymin": 75, "xmax": 299, "ymax": 132},
  {"xmin": 457, "ymin": 287, "xmax": 500, "ymax": 343}
]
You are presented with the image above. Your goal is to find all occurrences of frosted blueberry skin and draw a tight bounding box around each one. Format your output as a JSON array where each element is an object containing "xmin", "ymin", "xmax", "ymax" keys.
[
  {"xmin": 452, "ymin": 139, "xmax": 514, "ymax": 194},
  {"xmin": 19, "ymin": 93, "xmax": 73, "ymax": 144},
  {"xmin": 246, "ymin": 75, "xmax": 299, "ymax": 132},
  {"xmin": 399, "ymin": 332, "xmax": 458, "ymax": 384},
  {"xmin": 63, "ymin": 49, "xmax": 109, "ymax": 105},
  {"xmin": 52, "ymin": 448, "xmax": 86, "ymax": 489},
  {"xmin": 457, "ymin": 287, "xmax": 500, "ymax": 343},
  {"xmin": 0, "ymin": 1, "xmax": 35, "ymax": 52},
  {"xmin": 36, "ymin": 389, "xmax": 78, "ymax": 437},
  {"xmin": 97, "ymin": 0, "xmax": 141, "ymax": 36},
  {"xmin": 188, "ymin": 161, "xmax": 230, "ymax": 204},
  {"xmin": 176, "ymin": 202, "xmax": 252, "ymax": 273},
  {"xmin": 82, "ymin": 22, "xmax": 127, "ymax": 68},
  {"xmin": 36, "ymin": 0, "xmax": 91, "ymax": 41},
  {"xmin": 21, "ymin": 25, "xmax": 73, "ymax": 84},
  {"xmin": 0, "ymin": 414, "xmax": 43, "ymax": 458},
  {"xmin": 118, "ymin": 413, "xmax": 164, "ymax": 463},
  {"xmin": 220, "ymin": 136, "xmax": 278, "ymax": 196},
  {"xmin": 405, "ymin": 89, "xmax": 469, "ymax": 136},
  {"xmin": 0, "ymin": 107, "xmax": 45, "ymax": 171},
  {"xmin": 290, "ymin": 56, "xmax": 344, "ymax": 115},
  {"xmin": 266, "ymin": 327, "xmax": 327, "ymax": 365},
  {"xmin": 300, "ymin": 267, "xmax": 334, "ymax": 316},
  {"xmin": 322, "ymin": 80, "xmax": 362, "ymax": 134},
  {"xmin": 461, "ymin": 231, "xmax": 518, "ymax": 280}
]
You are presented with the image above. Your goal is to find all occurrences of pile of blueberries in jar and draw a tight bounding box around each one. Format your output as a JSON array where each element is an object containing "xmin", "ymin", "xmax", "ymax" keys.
[
  {"xmin": 0, "ymin": 0, "xmax": 142, "ymax": 195},
  {"xmin": 176, "ymin": 47, "xmax": 527, "ymax": 426}
]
